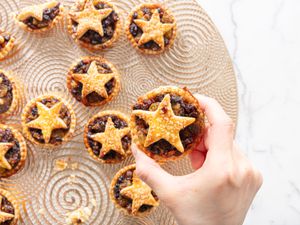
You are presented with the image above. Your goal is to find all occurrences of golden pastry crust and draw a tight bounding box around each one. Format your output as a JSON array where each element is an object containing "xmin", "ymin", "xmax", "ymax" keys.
[
  {"xmin": 0, "ymin": 70, "xmax": 20, "ymax": 119},
  {"xmin": 110, "ymin": 164, "xmax": 159, "ymax": 217},
  {"xmin": 0, "ymin": 188, "xmax": 19, "ymax": 225},
  {"xmin": 14, "ymin": 1, "xmax": 64, "ymax": 33},
  {"xmin": 0, "ymin": 30, "xmax": 15, "ymax": 61},
  {"xmin": 0, "ymin": 124, "xmax": 27, "ymax": 178},
  {"xmin": 67, "ymin": 56, "xmax": 120, "ymax": 107},
  {"xmin": 21, "ymin": 95, "xmax": 76, "ymax": 148},
  {"xmin": 126, "ymin": 3, "xmax": 177, "ymax": 55},
  {"xmin": 67, "ymin": 0, "xmax": 122, "ymax": 51},
  {"xmin": 130, "ymin": 86, "xmax": 205, "ymax": 163},
  {"xmin": 84, "ymin": 110, "xmax": 131, "ymax": 164}
]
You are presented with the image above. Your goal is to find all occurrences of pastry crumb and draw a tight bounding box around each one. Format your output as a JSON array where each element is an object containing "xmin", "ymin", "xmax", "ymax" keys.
[
  {"xmin": 65, "ymin": 207, "xmax": 91, "ymax": 225},
  {"xmin": 67, "ymin": 174, "xmax": 77, "ymax": 184},
  {"xmin": 55, "ymin": 159, "xmax": 68, "ymax": 171},
  {"xmin": 91, "ymin": 198, "xmax": 97, "ymax": 207},
  {"xmin": 70, "ymin": 162, "xmax": 79, "ymax": 170},
  {"xmin": 38, "ymin": 208, "xmax": 45, "ymax": 215}
]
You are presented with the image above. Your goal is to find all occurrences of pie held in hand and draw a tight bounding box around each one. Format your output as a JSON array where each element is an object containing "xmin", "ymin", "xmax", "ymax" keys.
[
  {"xmin": 131, "ymin": 86, "xmax": 205, "ymax": 163},
  {"xmin": 110, "ymin": 164, "xmax": 159, "ymax": 216}
]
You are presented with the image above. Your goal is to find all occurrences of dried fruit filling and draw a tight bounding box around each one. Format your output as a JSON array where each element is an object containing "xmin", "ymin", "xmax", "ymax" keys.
[
  {"xmin": 22, "ymin": 3, "xmax": 61, "ymax": 29},
  {"xmin": 87, "ymin": 115, "xmax": 131, "ymax": 161},
  {"xmin": 0, "ymin": 195, "xmax": 15, "ymax": 225},
  {"xmin": 113, "ymin": 169, "xmax": 158, "ymax": 213},
  {"xmin": 73, "ymin": 2, "xmax": 119, "ymax": 45},
  {"xmin": 129, "ymin": 7, "xmax": 174, "ymax": 51},
  {"xmin": 133, "ymin": 94, "xmax": 201, "ymax": 157},
  {"xmin": 71, "ymin": 60, "xmax": 115, "ymax": 104},
  {"xmin": 0, "ymin": 128, "xmax": 21, "ymax": 171},
  {"xmin": 26, "ymin": 98, "xmax": 71, "ymax": 145},
  {"xmin": 0, "ymin": 35, "xmax": 11, "ymax": 49},
  {"xmin": 0, "ymin": 73, "xmax": 13, "ymax": 114}
]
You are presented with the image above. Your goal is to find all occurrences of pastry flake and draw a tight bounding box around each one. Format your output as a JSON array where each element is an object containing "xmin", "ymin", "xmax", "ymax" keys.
[
  {"xmin": 127, "ymin": 3, "xmax": 177, "ymax": 54},
  {"xmin": 84, "ymin": 110, "xmax": 131, "ymax": 164},
  {"xmin": 131, "ymin": 86, "xmax": 205, "ymax": 163},
  {"xmin": 110, "ymin": 164, "xmax": 159, "ymax": 216},
  {"xmin": 68, "ymin": 0, "xmax": 121, "ymax": 50},
  {"xmin": 67, "ymin": 56, "xmax": 120, "ymax": 106},
  {"xmin": 22, "ymin": 95, "xmax": 76, "ymax": 147},
  {"xmin": 0, "ymin": 125, "xmax": 27, "ymax": 178}
]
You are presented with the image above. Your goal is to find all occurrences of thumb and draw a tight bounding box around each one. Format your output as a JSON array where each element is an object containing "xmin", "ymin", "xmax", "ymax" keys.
[{"xmin": 132, "ymin": 144, "xmax": 174, "ymax": 196}]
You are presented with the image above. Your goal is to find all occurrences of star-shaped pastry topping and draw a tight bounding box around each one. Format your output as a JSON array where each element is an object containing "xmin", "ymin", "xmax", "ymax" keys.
[
  {"xmin": 120, "ymin": 172, "xmax": 158, "ymax": 215},
  {"xmin": 26, "ymin": 101, "xmax": 68, "ymax": 144},
  {"xmin": 0, "ymin": 143, "xmax": 13, "ymax": 170},
  {"xmin": 134, "ymin": 9, "xmax": 175, "ymax": 49},
  {"xmin": 69, "ymin": 0, "xmax": 113, "ymax": 38},
  {"xmin": 17, "ymin": 1, "xmax": 59, "ymax": 21},
  {"xmin": 0, "ymin": 196, "xmax": 15, "ymax": 223},
  {"xmin": 72, "ymin": 61, "xmax": 116, "ymax": 99},
  {"xmin": 133, "ymin": 94, "xmax": 195, "ymax": 153},
  {"xmin": 91, "ymin": 117, "xmax": 130, "ymax": 158}
]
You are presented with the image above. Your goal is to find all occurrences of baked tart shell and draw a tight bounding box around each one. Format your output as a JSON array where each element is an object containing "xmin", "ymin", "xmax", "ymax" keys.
[
  {"xmin": 66, "ymin": 56, "xmax": 121, "ymax": 107},
  {"xmin": 84, "ymin": 110, "xmax": 131, "ymax": 164},
  {"xmin": 0, "ymin": 188, "xmax": 20, "ymax": 225},
  {"xmin": 130, "ymin": 86, "xmax": 205, "ymax": 163},
  {"xmin": 14, "ymin": 3, "xmax": 64, "ymax": 33},
  {"xmin": 109, "ymin": 164, "xmax": 159, "ymax": 217},
  {"xmin": 21, "ymin": 94, "xmax": 76, "ymax": 148},
  {"xmin": 0, "ymin": 124, "xmax": 27, "ymax": 178},
  {"xmin": 0, "ymin": 70, "xmax": 20, "ymax": 119},
  {"xmin": 126, "ymin": 3, "xmax": 177, "ymax": 55},
  {"xmin": 0, "ymin": 33, "xmax": 15, "ymax": 61},
  {"xmin": 67, "ymin": 0, "xmax": 122, "ymax": 51}
]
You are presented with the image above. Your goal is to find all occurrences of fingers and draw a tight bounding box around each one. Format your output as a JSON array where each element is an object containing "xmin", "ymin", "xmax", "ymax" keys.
[
  {"xmin": 189, "ymin": 150, "xmax": 206, "ymax": 170},
  {"xmin": 194, "ymin": 94, "xmax": 234, "ymax": 153},
  {"xmin": 132, "ymin": 144, "xmax": 174, "ymax": 195}
]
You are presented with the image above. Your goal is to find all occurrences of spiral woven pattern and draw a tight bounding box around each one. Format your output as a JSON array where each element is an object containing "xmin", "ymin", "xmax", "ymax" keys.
[{"xmin": 0, "ymin": 0, "xmax": 237, "ymax": 224}]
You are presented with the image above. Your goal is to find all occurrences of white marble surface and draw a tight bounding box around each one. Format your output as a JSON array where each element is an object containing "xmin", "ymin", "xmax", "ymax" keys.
[{"xmin": 198, "ymin": 0, "xmax": 300, "ymax": 224}]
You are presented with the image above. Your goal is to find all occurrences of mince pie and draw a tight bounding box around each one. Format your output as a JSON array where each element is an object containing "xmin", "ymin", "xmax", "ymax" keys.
[
  {"xmin": 131, "ymin": 86, "xmax": 205, "ymax": 163},
  {"xmin": 0, "ymin": 70, "xmax": 19, "ymax": 119},
  {"xmin": 67, "ymin": 56, "xmax": 120, "ymax": 107},
  {"xmin": 110, "ymin": 164, "xmax": 159, "ymax": 216},
  {"xmin": 0, "ymin": 125, "xmax": 27, "ymax": 178},
  {"xmin": 21, "ymin": 95, "xmax": 76, "ymax": 147},
  {"xmin": 68, "ymin": 0, "xmax": 121, "ymax": 50},
  {"xmin": 14, "ymin": 1, "xmax": 64, "ymax": 33},
  {"xmin": 126, "ymin": 3, "xmax": 177, "ymax": 55},
  {"xmin": 0, "ymin": 30, "xmax": 15, "ymax": 61},
  {"xmin": 84, "ymin": 110, "xmax": 131, "ymax": 164},
  {"xmin": 0, "ymin": 189, "xmax": 19, "ymax": 225}
]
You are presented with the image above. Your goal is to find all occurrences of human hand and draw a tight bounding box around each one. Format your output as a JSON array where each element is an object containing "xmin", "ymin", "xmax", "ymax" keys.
[{"xmin": 131, "ymin": 94, "xmax": 263, "ymax": 225}]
